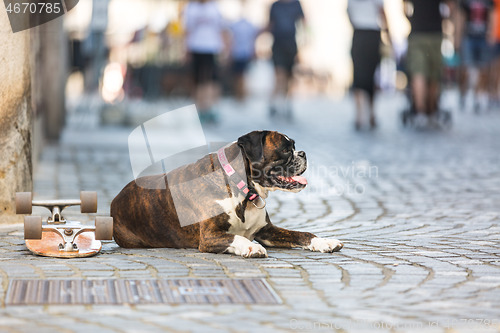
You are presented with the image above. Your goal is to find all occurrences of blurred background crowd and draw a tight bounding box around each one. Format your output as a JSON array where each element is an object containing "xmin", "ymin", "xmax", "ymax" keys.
[
  {"xmin": 61, "ymin": 0, "xmax": 500, "ymax": 129},
  {"xmin": 3, "ymin": 0, "xmax": 500, "ymax": 220}
]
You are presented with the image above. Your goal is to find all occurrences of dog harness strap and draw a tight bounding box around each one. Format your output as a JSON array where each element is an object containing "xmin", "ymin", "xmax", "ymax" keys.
[{"xmin": 217, "ymin": 146, "xmax": 263, "ymax": 207}]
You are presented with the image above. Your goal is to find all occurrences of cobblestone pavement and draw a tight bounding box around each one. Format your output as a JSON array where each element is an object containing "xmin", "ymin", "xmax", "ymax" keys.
[{"xmin": 1, "ymin": 91, "xmax": 499, "ymax": 332}]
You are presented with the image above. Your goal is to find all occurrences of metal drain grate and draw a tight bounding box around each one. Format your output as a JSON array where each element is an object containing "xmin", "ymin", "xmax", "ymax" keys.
[{"xmin": 5, "ymin": 279, "xmax": 281, "ymax": 305}]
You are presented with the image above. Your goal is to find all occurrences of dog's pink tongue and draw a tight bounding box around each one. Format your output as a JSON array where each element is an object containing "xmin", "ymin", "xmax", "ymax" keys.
[{"xmin": 291, "ymin": 176, "xmax": 307, "ymax": 185}]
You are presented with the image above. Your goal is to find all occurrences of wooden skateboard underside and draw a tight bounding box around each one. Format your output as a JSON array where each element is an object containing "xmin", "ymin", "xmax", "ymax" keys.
[{"xmin": 25, "ymin": 231, "xmax": 102, "ymax": 258}]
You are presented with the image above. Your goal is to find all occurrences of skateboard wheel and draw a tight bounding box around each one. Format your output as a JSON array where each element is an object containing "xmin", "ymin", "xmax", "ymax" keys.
[
  {"xmin": 95, "ymin": 217, "xmax": 113, "ymax": 240},
  {"xmin": 80, "ymin": 191, "xmax": 97, "ymax": 213},
  {"xmin": 24, "ymin": 216, "xmax": 42, "ymax": 239},
  {"xmin": 16, "ymin": 192, "xmax": 32, "ymax": 214}
]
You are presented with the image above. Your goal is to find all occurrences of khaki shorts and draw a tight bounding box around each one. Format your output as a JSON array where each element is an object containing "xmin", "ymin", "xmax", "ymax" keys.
[{"xmin": 407, "ymin": 33, "xmax": 442, "ymax": 81}]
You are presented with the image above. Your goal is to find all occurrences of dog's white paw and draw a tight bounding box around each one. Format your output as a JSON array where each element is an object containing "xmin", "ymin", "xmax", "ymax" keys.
[
  {"xmin": 307, "ymin": 237, "xmax": 343, "ymax": 253},
  {"xmin": 241, "ymin": 243, "xmax": 268, "ymax": 258},
  {"xmin": 227, "ymin": 235, "xmax": 268, "ymax": 258}
]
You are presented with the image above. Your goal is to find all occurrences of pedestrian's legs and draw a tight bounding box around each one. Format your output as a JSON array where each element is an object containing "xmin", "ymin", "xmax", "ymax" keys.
[
  {"xmin": 411, "ymin": 74, "xmax": 427, "ymax": 114},
  {"xmin": 490, "ymin": 56, "xmax": 500, "ymax": 105},
  {"xmin": 195, "ymin": 83, "xmax": 209, "ymax": 111},
  {"xmin": 353, "ymin": 89, "xmax": 364, "ymax": 130},
  {"xmin": 270, "ymin": 67, "xmax": 289, "ymax": 115},
  {"xmin": 478, "ymin": 66, "xmax": 490, "ymax": 95},
  {"xmin": 459, "ymin": 37, "xmax": 472, "ymax": 107},
  {"xmin": 209, "ymin": 82, "xmax": 221, "ymax": 109},
  {"xmin": 234, "ymin": 73, "xmax": 245, "ymax": 100},
  {"xmin": 427, "ymin": 79, "xmax": 440, "ymax": 114},
  {"xmin": 459, "ymin": 66, "xmax": 468, "ymax": 103},
  {"xmin": 196, "ymin": 82, "xmax": 220, "ymax": 113},
  {"xmin": 368, "ymin": 93, "xmax": 376, "ymax": 128},
  {"xmin": 475, "ymin": 65, "xmax": 490, "ymax": 112},
  {"xmin": 191, "ymin": 53, "xmax": 220, "ymax": 121},
  {"xmin": 274, "ymin": 67, "xmax": 288, "ymax": 96}
]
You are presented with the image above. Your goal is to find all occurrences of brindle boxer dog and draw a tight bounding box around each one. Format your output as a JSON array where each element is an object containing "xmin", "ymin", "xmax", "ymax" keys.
[{"xmin": 111, "ymin": 130, "xmax": 343, "ymax": 258}]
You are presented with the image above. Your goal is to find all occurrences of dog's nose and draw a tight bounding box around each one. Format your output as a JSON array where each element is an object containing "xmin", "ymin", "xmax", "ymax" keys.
[{"xmin": 297, "ymin": 151, "xmax": 306, "ymax": 159}]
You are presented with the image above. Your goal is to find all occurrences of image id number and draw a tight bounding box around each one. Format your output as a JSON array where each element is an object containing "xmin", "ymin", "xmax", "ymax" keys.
[{"xmin": 6, "ymin": 2, "xmax": 61, "ymax": 14}]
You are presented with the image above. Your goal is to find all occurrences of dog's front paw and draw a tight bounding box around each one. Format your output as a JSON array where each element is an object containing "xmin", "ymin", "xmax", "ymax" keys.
[
  {"xmin": 241, "ymin": 242, "xmax": 268, "ymax": 258},
  {"xmin": 228, "ymin": 235, "xmax": 268, "ymax": 258},
  {"xmin": 307, "ymin": 237, "xmax": 343, "ymax": 253}
]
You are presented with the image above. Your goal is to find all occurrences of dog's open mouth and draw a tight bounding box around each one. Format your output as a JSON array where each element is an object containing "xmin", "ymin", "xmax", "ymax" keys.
[{"xmin": 277, "ymin": 175, "xmax": 308, "ymax": 187}]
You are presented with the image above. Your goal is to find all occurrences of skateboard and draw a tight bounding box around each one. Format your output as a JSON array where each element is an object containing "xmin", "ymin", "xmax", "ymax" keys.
[{"xmin": 15, "ymin": 191, "xmax": 113, "ymax": 258}]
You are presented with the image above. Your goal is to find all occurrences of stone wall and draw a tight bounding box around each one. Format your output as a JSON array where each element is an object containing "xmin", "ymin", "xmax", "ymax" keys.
[
  {"xmin": 32, "ymin": 20, "xmax": 66, "ymax": 141},
  {"xmin": 0, "ymin": 11, "xmax": 33, "ymax": 223}
]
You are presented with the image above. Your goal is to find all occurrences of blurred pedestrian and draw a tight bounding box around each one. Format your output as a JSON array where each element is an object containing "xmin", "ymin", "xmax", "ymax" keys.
[
  {"xmin": 183, "ymin": 0, "xmax": 227, "ymax": 122},
  {"xmin": 488, "ymin": 0, "xmax": 500, "ymax": 107},
  {"xmin": 457, "ymin": 0, "xmax": 494, "ymax": 113},
  {"xmin": 230, "ymin": 16, "xmax": 258, "ymax": 101},
  {"xmin": 404, "ymin": 0, "xmax": 451, "ymax": 126},
  {"xmin": 268, "ymin": 0, "xmax": 305, "ymax": 119},
  {"xmin": 83, "ymin": 0, "xmax": 110, "ymax": 93},
  {"xmin": 348, "ymin": 0, "xmax": 390, "ymax": 130}
]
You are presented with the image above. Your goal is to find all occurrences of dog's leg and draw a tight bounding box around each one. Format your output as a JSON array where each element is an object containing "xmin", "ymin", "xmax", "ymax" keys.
[
  {"xmin": 255, "ymin": 215, "xmax": 343, "ymax": 253},
  {"xmin": 198, "ymin": 219, "xmax": 267, "ymax": 258}
]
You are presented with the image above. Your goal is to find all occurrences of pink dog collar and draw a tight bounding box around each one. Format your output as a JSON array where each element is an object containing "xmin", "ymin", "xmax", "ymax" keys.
[{"xmin": 217, "ymin": 146, "xmax": 264, "ymax": 208}]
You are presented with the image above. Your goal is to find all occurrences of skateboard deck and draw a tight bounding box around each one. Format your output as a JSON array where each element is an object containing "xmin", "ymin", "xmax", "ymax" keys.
[{"xmin": 25, "ymin": 230, "xmax": 102, "ymax": 258}]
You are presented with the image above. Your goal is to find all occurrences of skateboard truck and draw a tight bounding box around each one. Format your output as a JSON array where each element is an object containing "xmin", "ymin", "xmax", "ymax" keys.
[
  {"xmin": 44, "ymin": 223, "xmax": 106, "ymax": 252},
  {"xmin": 16, "ymin": 192, "xmax": 113, "ymax": 257}
]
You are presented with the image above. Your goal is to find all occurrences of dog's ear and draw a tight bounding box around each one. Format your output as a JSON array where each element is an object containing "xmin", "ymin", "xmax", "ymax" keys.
[{"xmin": 237, "ymin": 131, "xmax": 267, "ymax": 163}]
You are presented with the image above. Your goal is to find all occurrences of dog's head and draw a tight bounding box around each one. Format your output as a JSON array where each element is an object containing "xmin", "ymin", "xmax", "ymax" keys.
[{"xmin": 237, "ymin": 131, "xmax": 307, "ymax": 193}]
